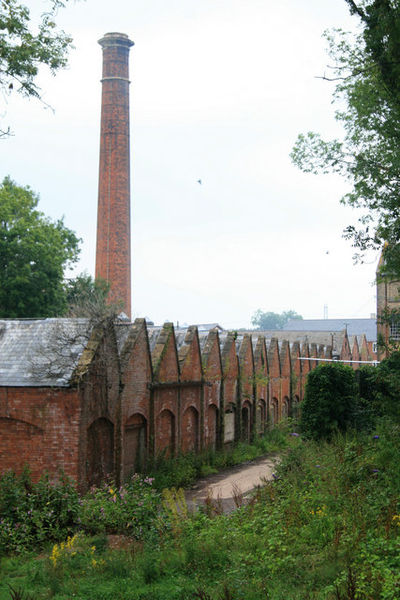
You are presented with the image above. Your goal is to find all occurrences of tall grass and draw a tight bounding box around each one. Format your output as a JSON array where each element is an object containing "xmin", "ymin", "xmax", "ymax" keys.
[
  {"xmin": 146, "ymin": 421, "xmax": 291, "ymax": 490},
  {"xmin": 2, "ymin": 420, "xmax": 399, "ymax": 598}
]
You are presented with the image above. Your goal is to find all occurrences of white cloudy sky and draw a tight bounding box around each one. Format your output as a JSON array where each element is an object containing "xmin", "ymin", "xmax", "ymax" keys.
[{"xmin": 1, "ymin": 0, "xmax": 378, "ymax": 328}]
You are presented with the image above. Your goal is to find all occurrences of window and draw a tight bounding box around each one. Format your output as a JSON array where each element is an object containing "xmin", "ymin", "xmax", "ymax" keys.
[{"xmin": 390, "ymin": 320, "xmax": 400, "ymax": 341}]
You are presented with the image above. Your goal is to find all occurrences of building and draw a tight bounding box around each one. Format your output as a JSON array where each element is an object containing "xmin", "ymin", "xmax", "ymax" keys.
[{"xmin": 0, "ymin": 32, "xmax": 376, "ymax": 488}]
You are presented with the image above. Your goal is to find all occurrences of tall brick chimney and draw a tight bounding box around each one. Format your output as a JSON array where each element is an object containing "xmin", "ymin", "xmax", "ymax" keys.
[{"xmin": 96, "ymin": 32, "xmax": 134, "ymax": 318}]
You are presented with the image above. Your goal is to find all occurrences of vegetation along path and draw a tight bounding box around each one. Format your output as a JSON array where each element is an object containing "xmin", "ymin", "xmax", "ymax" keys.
[{"xmin": 185, "ymin": 453, "xmax": 279, "ymax": 513}]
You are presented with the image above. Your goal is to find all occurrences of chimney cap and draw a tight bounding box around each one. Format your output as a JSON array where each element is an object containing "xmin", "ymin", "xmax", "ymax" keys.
[{"xmin": 98, "ymin": 32, "xmax": 134, "ymax": 48}]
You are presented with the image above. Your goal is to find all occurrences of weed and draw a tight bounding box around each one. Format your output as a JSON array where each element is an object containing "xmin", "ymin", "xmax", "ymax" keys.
[{"xmin": 7, "ymin": 586, "xmax": 34, "ymax": 600}]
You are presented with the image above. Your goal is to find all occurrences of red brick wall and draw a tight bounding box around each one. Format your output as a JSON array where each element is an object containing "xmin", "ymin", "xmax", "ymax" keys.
[
  {"xmin": 0, "ymin": 386, "xmax": 80, "ymax": 482},
  {"xmin": 238, "ymin": 336, "xmax": 255, "ymax": 441},
  {"xmin": 221, "ymin": 334, "xmax": 239, "ymax": 443},
  {"xmin": 0, "ymin": 320, "xmax": 370, "ymax": 488},
  {"xmin": 78, "ymin": 326, "xmax": 121, "ymax": 490},
  {"xmin": 119, "ymin": 320, "xmax": 152, "ymax": 480},
  {"xmin": 268, "ymin": 339, "xmax": 281, "ymax": 421},
  {"xmin": 202, "ymin": 331, "xmax": 222, "ymax": 449}
]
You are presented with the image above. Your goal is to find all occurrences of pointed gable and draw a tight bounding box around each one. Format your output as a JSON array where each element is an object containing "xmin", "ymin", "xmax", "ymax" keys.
[
  {"xmin": 151, "ymin": 323, "xmax": 179, "ymax": 383},
  {"xmin": 178, "ymin": 326, "xmax": 202, "ymax": 382},
  {"xmin": 351, "ymin": 336, "xmax": 360, "ymax": 369},
  {"xmin": 119, "ymin": 318, "xmax": 152, "ymax": 378},
  {"xmin": 202, "ymin": 329, "xmax": 222, "ymax": 382},
  {"xmin": 238, "ymin": 334, "xmax": 255, "ymax": 401},
  {"xmin": 309, "ymin": 343, "xmax": 318, "ymax": 370},
  {"xmin": 291, "ymin": 341, "xmax": 302, "ymax": 377},
  {"xmin": 340, "ymin": 331, "xmax": 352, "ymax": 363},
  {"xmin": 221, "ymin": 332, "xmax": 239, "ymax": 379},
  {"xmin": 253, "ymin": 335, "xmax": 268, "ymax": 400},
  {"xmin": 268, "ymin": 338, "xmax": 281, "ymax": 379},
  {"xmin": 301, "ymin": 341, "xmax": 311, "ymax": 375},
  {"xmin": 360, "ymin": 334, "xmax": 371, "ymax": 362},
  {"xmin": 280, "ymin": 340, "xmax": 291, "ymax": 378}
]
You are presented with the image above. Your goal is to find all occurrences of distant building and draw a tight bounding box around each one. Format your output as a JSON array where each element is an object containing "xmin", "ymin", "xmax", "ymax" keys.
[
  {"xmin": 283, "ymin": 318, "xmax": 376, "ymax": 341},
  {"xmin": 376, "ymin": 248, "xmax": 400, "ymax": 360}
]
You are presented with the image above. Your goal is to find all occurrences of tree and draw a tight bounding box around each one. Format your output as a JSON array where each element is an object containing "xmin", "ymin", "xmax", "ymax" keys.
[
  {"xmin": 65, "ymin": 273, "xmax": 111, "ymax": 314},
  {"xmin": 0, "ymin": 176, "xmax": 80, "ymax": 317},
  {"xmin": 251, "ymin": 309, "xmax": 303, "ymax": 330},
  {"xmin": 290, "ymin": 0, "xmax": 400, "ymax": 276},
  {"xmin": 300, "ymin": 362, "xmax": 358, "ymax": 439},
  {"xmin": 0, "ymin": 0, "xmax": 74, "ymax": 137},
  {"xmin": 65, "ymin": 272, "xmax": 124, "ymax": 324}
]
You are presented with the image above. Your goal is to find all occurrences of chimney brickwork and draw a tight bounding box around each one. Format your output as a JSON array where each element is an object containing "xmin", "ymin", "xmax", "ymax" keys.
[{"xmin": 96, "ymin": 32, "xmax": 134, "ymax": 318}]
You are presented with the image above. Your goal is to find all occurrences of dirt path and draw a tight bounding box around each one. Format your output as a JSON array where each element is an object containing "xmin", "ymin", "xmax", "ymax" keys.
[{"xmin": 185, "ymin": 454, "xmax": 279, "ymax": 513}]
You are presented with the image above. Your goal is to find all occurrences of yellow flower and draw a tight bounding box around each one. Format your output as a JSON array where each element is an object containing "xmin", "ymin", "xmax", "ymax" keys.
[{"xmin": 109, "ymin": 488, "xmax": 114, "ymax": 495}]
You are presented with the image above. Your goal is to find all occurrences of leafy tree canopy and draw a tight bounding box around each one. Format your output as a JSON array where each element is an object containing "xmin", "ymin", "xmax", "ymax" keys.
[
  {"xmin": 290, "ymin": 0, "xmax": 400, "ymax": 276},
  {"xmin": 300, "ymin": 362, "xmax": 358, "ymax": 439},
  {"xmin": 0, "ymin": 176, "xmax": 80, "ymax": 317},
  {"xmin": 0, "ymin": 0, "xmax": 74, "ymax": 137},
  {"xmin": 251, "ymin": 309, "xmax": 303, "ymax": 330}
]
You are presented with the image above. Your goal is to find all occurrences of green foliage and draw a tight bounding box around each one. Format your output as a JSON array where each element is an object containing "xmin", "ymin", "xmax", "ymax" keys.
[
  {"xmin": 79, "ymin": 476, "xmax": 161, "ymax": 540},
  {"xmin": 300, "ymin": 362, "xmax": 358, "ymax": 439},
  {"xmin": 291, "ymin": 1, "xmax": 400, "ymax": 272},
  {"xmin": 65, "ymin": 273, "xmax": 110, "ymax": 311},
  {"xmin": 0, "ymin": 469, "xmax": 79, "ymax": 555},
  {"xmin": 0, "ymin": 176, "xmax": 80, "ymax": 317},
  {"xmin": 251, "ymin": 309, "xmax": 302, "ymax": 330},
  {"xmin": 355, "ymin": 352, "xmax": 400, "ymax": 424},
  {"xmin": 2, "ymin": 426, "xmax": 400, "ymax": 598},
  {"xmin": 147, "ymin": 427, "xmax": 290, "ymax": 490},
  {"xmin": 374, "ymin": 350, "xmax": 400, "ymax": 420},
  {"xmin": 0, "ymin": 0, "xmax": 75, "ymax": 136}
]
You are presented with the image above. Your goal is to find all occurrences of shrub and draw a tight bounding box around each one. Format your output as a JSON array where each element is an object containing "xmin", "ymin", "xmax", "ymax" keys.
[
  {"xmin": 374, "ymin": 351, "xmax": 400, "ymax": 421},
  {"xmin": 0, "ymin": 470, "xmax": 79, "ymax": 555},
  {"xmin": 79, "ymin": 474, "xmax": 161, "ymax": 539},
  {"xmin": 300, "ymin": 362, "xmax": 358, "ymax": 439}
]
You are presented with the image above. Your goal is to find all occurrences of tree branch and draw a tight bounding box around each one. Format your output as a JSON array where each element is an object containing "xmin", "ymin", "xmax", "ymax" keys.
[{"xmin": 344, "ymin": 0, "xmax": 368, "ymax": 21}]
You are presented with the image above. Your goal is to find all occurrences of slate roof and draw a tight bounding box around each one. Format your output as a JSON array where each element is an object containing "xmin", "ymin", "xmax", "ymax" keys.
[
  {"xmin": 283, "ymin": 318, "xmax": 377, "ymax": 341},
  {"xmin": 0, "ymin": 319, "xmax": 90, "ymax": 387}
]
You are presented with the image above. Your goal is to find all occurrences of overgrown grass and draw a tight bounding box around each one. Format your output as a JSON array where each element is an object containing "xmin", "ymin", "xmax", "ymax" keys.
[
  {"xmin": 146, "ymin": 422, "xmax": 291, "ymax": 490},
  {"xmin": 2, "ymin": 421, "xmax": 399, "ymax": 598}
]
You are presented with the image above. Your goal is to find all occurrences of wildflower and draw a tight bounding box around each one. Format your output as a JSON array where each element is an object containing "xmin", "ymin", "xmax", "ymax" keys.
[
  {"xmin": 372, "ymin": 469, "xmax": 379, "ymax": 473},
  {"xmin": 109, "ymin": 488, "xmax": 115, "ymax": 495},
  {"xmin": 310, "ymin": 504, "xmax": 326, "ymax": 517},
  {"xmin": 315, "ymin": 465, "xmax": 321, "ymax": 468},
  {"xmin": 373, "ymin": 435, "xmax": 379, "ymax": 439},
  {"xmin": 290, "ymin": 432, "xmax": 299, "ymax": 437}
]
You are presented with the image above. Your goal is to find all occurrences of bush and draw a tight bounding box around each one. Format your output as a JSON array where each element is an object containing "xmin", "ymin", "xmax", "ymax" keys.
[
  {"xmin": 374, "ymin": 351, "xmax": 400, "ymax": 421},
  {"xmin": 0, "ymin": 469, "xmax": 79, "ymax": 555},
  {"xmin": 300, "ymin": 362, "xmax": 358, "ymax": 439},
  {"xmin": 79, "ymin": 474, "xmax": 161, "ymax": 539}
]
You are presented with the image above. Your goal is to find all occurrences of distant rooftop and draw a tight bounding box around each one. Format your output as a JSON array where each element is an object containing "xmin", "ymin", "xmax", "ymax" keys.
[
  {"xmin": 283, "ymin": 318, "xmax": 377, "ymax": 341},
  {"xmin": 177, "ymin": 323, "xmax": 223, "ymax": 332}
]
